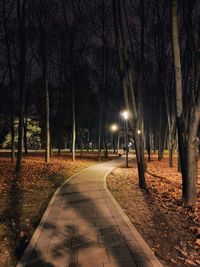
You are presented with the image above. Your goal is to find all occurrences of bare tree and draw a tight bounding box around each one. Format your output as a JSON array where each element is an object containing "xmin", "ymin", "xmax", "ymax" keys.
[
  {"xmin": 172, "ymin": 0, "xmax": 200, "ymax": 206},
  {"xmin": 112, "ymin": 0, "xmax": 146, "ymax": 188}
]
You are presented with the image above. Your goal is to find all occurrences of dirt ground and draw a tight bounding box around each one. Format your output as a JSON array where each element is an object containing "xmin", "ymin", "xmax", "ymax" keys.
[{"xmin": 107, "ymin": 155, "xmax": 200, "ymax": 267}]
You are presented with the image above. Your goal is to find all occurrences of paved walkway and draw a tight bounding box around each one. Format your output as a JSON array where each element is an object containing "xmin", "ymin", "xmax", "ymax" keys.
[{"xmin": 17, "ymin": 157, "xmax": 163, "ymax": 267}]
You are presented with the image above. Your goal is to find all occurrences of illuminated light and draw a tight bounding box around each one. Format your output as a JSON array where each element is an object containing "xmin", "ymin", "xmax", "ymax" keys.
[
  {"xmin": 137, "ymin": 130, "xmax": 141, "ymax": 135},
  {"xmin": 110, "ymin": 124, "xmax": 118, "ymax": 131},
  {"xmin": 121, "ymin": 110, "xmax": 129, "ymax": 120}
]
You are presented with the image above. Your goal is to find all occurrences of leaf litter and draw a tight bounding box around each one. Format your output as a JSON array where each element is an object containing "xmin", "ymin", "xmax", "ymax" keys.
[{"xmin": 107, "ymin": 155, "xmax": 200, "ymax": 267}]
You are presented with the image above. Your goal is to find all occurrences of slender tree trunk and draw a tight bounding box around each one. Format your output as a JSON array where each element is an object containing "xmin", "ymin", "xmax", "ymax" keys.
[
  {"xmin": 16, "ymin": 0, "xmax": 26, "ymax": 172},
  {"xmin": 45, "ymin": 79, "xmax": 50, "ymax": 163},
  {"xmin": 168, "ymin": 124, "xmax": 176, "ymax": 167},
  {"xmin": 58, "ymin": 67, "xmax": 62, "ymax": 156},
  {"xmin": 104, "ymin": 129, "xmax": 108, "ymax": 158},
  {"xmin": 72, "ymin": 86, "xmax": 76, "ymax": 162},
  {"xmin": 146, "ymin": 125, "xmax": 151, "ymax": 162},
  {"xmin": 58, "ymin": 141, "xmax": 61, "ymax": 156},
  {"xmin": 138, "ymin": 0, "xmax": 146, "ymax": 172},
  {"xmin": 112, "ymin": 0, "xmax": 146, "ymax": 188},
  {"xmin": 117, "ymin": 131, "xmax": 120, "ymax": 154},
  {"xmin": 2, "ymin": 0, "xmax": 15, "ymax": 161},
  {"xmin": 134, "ymin": 129, "xmax": 146, "ymax": 188},
  {"xmin": 98, "ymin": 104, "xmax": 102, "ymax": 161},
  {"xmin": 87, "ymin": 129, "xmax": 90, "ymax": 151},
  {"xmin": 23, "ymin": 115, "xmax": 28, "ymax": 155}
]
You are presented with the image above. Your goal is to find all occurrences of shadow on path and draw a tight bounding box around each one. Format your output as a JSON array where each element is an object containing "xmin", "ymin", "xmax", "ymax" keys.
[{"xmin": 17, "ymin": 160, "xmax": 161, "ymax": 267}]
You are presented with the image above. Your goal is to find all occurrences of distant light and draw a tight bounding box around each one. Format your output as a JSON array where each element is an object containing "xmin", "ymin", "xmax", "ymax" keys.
[
  {"xmin": 129, "ymin": 142, "xmax": 132, "ymax": 146},
  {"xmin": 137, "ymin": 130, "xmax": 141, "ymax": 134},
  {"xmin": 89, "ymin": 142, "xmax": 92, "ymax": 146},
  {"xmin": 110, "ymin": 124, "xmax": 118, "ymax": 131},
  {"xmin": 121, "ymin": 110, "xmax": 129, "ymax": 120}
]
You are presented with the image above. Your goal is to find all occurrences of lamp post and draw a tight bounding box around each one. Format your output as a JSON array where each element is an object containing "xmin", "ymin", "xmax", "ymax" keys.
[
  {"xmin": 110, "ymin": 124, "xmax": 118, "ymax": 153},
  {"xmin": 121, "ymin": 111, "xmax": 129, "ymax": 167}
]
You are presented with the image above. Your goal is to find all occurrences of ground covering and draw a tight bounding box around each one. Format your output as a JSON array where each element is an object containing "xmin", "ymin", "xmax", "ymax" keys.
[
  {"xmin": 0, "ymin": 153, "xmax": 97, "ymax": 267},
  {"xmin": 107, "ymin": 156, "xmax": 200, "ymax": 267}
]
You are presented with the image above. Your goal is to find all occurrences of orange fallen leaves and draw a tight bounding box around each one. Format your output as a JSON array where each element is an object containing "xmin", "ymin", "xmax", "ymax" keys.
[
  {"xmin": 107, "ymin": 155, "xmax": 200, "ymax": 267},
  {"xmin": 0, "ymin": 155, "xmax": 95, "ymax": 193},
  {"xmin": 0, "ymin": 154, "xmax": 96, "ymax": 267}
]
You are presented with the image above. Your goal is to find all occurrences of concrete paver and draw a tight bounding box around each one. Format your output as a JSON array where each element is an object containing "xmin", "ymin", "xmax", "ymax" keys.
[{"xmin": 17, "ymin": 158, "xmax": 163, "ymax": 267}]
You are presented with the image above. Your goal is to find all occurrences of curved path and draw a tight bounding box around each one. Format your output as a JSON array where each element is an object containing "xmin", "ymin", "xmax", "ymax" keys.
[{"xmin": 17, "ymin": 157, "xmax": 163, "ymax": 267}]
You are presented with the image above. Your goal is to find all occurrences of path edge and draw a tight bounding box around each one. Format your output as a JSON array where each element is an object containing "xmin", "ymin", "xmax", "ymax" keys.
[{"xmin": 103, "ymin": 163, "xmax": 164, "ymax": 267}]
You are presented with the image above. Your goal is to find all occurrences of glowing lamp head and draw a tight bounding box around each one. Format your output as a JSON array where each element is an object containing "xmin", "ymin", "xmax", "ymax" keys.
[
  {"xmin": 137, "ymin": 130, "xmax": 141, "ymax": 135},
  {"xmin": 122, "ymin": 110, "xmax": 129, "ymax": 120},
  {"xmin": 110, "ymin": 124, "xmax": 118, "ymax": 131}
]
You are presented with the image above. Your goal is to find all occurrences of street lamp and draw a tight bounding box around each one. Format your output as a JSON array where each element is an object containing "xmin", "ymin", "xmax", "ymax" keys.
[
  {"xmin": 110, "ymin": 124, "xmax": 118, "ymax": 132},
  {"xmin": 121, "ymin": 110, "xmax": 129, "ymax": 167},
  {"xmin": 110, "ymin": 124, "xmax": 118, "ymax": 153}
]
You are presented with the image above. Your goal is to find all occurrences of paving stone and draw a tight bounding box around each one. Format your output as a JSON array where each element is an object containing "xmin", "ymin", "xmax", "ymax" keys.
[
  {"xmin": 101, "ymin": 225, "xmax": 120, "ymax": 235},
  {"xmin": 127, "ymin": 241, "xmax": 146, "ymax": 254},
  {"xmin": 98, "ymin": 233, "xmax": 126, "ymax": 247},
  {"xmin": 95, "ymin": 218, "xmax": 115, "ymax": 226},
  {"xmin": 45, "ymin": 246, "xmax": 78, "ymax": 267},
  {"xmin": 69, "ymin": 263, "xmax": 103, "ymax": 267},
  {"xmin": 71, "ymin": 235, "xmax": 99, "ymax": 249},
  {"xmin": 130, "ymin": 252, "xmax": 153, "ymax": 262},
  {"xmin": 95, "ymin": 211, "xmax": 111, "ymax": 218},
  {"xmin": 107, "ymin": 246, "xmax": 133, "ymax": 262},
  {"xmin": 134, "ymin": 260, "xmax": 154, "ymax": 267},
  {"xmin": 25, "ymin": 258, "xmax": 44, "ymax": 267},
  {"xmin": 74, "ymin": 218, "xmax": 95, "ymax": 227},
  {"xmin": 77, "ymin": 211, "xmax": 96, "ymax": 219},
  {"xmin": 117, "ymin": 225, "xmax": 135, "ymax": 241},
  {"xmin": 27, "ymin": 249, "xmax": 49, "ymax": 267},
  {"xmin": 77, "ymin": 200, "xmax": 94, "ymax": 207},
  {"xmin": 76, "ymin": 207, "xmax": 93, "ymax": 213},
  {"xmin": 104, "ymin": 262, "xmax": 136, "ymax": 267},
  {"xmin": 59, "ymin": 207, "xmax": 77, "ymax": 219},
  {"xmin": 78, "ymin": 247, "xmax": 109, "ymax": 263}
]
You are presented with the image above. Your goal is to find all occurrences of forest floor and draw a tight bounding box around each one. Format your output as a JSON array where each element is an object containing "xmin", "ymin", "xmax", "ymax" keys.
[
  {"xmin": 107, "ymin": 155, "xmax": 200, "ymax": 267},
  {"xmin": 0, "ymin": 151, "xmax": 116, "ymax": 267}
]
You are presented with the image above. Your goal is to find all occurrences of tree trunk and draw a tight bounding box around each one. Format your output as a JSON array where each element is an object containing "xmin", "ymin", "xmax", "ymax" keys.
[
  {"xmin": 98, "ymin": 105, "xmax": 102, "ymax": 161},
  {"xmin": 185, "ymin": 108, "xmax": 199, "ymax": 205},
  {"xmin": 117, "ymin": 131, "xmax": 120, "ymax": 154},
  {"xmin": 146, "ymin": 125, "xmax": 151, "ymax": 162},
  {"xmin": 171, "ymin": 0, "xmax": 199, "ymax": 206},
  {"xmin": 168, "ymin": 123, "xmax": 176, "ymax": 167},
  {"xmin": 45, "ymin": 79, "xmax": 50, "ymax": 163},
  {"xmin": 72, "ymin": 86, "xmax": 76, "ymax": 162},
  {"xmin": 87, "ymin": 129, "xmax": 90, "ymax": 151},
  {"xmin": 23, "ymin": 116, "xmax": 28, "ymax": 155},
  {"xmin": 16, "ymin": 0, "xmax": 27, "ymax": 172},
  {"xmin": 2, "ymin": 0, "xmax": 15, "ymax": 161},
  {"xmin": 112, "ymin": 0, "xmax": 146, "ymax": 188},
  {"xmin": 134, "ymin": 129, "xmax": 146, "ymax": 188},
  {"xmin": 104, "ymin": 129, "xmax": 108, "ymax": 158}
]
